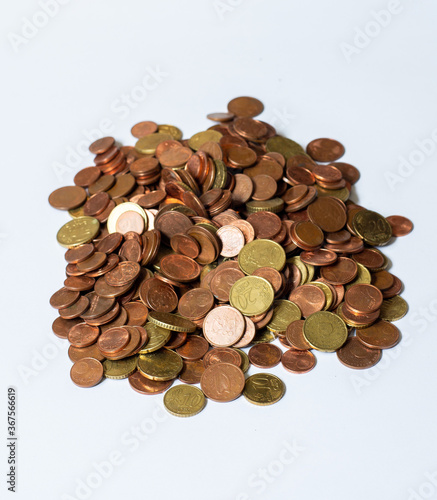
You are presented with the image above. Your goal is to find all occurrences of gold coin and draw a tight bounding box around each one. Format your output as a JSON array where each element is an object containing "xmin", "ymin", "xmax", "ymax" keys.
[
  {"xmin": 246, "ymin": 198, "xmax": 285, "ymax": 213},
  {"xmin": 238, "ymin": 239, "xmax": 286, "ymax": 275},
  {"xmin": 106, "ymin": 201, "xmax": 148, "ymax": 234},
  {"xmin": 303, "ymin": 311, "xmax": 348, "ymax": 352},
  {"xmin": 352, "ymin": 210, "xmax": 392, "ymax": 246},
  {"xmin": 103, "ymin": 356, "xmax": 138, "ymax": 379},
  {"xmin": 267, "ymin": 300, "xmax": 301, "ymax": 334},
  {"xmin": 188, "ymin": 130, "xmax": 222, "ymax": 151},
  {"xmin": 251, "ymin": 329, "xmax": 276, "ymax": 344},
  {"xmin": 158, "ymin": 124, "xmax": 182, "ymax": 141},
  {"xmin": 304, "ymin": 263, "xmax": 315, "ymax": 283},
  {"xmin": 56, "ymin": 216, "xmax": 100, "ymax": 248},
  {"xmin": 139, "ymin": 323, "xmax": 171, "ymax": 354},
  {"xmin": 308, "ymin": 281, "xmax": 333, "ymax": 310},
  {"xmin": 379, "ymin": 295, "xmax": 408, "ymax": 321},
  {"xmin": 212, "ymin": 159, "xmax": 228, "ymax": 189},
  {"xmin": 229, "ymin": 276, "xmax": 274, "ymax": 316},
  {"xmin": 287, "ymin": 256, "xmax": 308, "ymax": 285},
  {"xmin": 138, "ymin": 349, "xmax": 183, "ymax": 381},
  {"xmin": 234, "ymin": 348, "xmax": 250, "ymax": 373},
  {"xmin": 135, "ymin": 133, "xmax": 173, "ymax": 154},
  {"xmin": 68, "ymin": 205, "xmax": 86, "ymax": 218},
  {"xmin": 345, "ymin": 262, "xmax": 371, "ymax": 289},
  {"xmin": 316, "ymin": 185, "xmax": 350, "ymax": 202},
  {"xmin": 265, "ymin": 136, "xmax": 305, "ymax": 159},
  {"xmin": 148, "ymin": 311, "xmax": 197, "ymax": 333},
  {"xmin": 243, "ymin": 373, "xmax": 285, "ymax": 406},
  {"xmin": 163, "ymin": 385, "xmax": 206, "ymax": 417}
]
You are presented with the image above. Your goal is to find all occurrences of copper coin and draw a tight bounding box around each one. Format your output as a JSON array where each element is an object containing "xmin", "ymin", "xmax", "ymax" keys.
[
  {"xmin": 211, "ymin": 268, "xmax": 245, "ymax": 302},
  {"xmin": 233, "ymin": 317, "xmax": 256, "ymax": 348},
  {"xmin": 137, "ymin": 190, "xmax": 167, "ymax": 209},
  {"xmin": 52, "ymin": 316, "xmax": 82, "ymax": 339},
  {"xmin": 283, "ymin": 184, "xmax": 308, "ymax": 204},
  {"xmin": 331, "ymin": 162, "xmax": 360, "ymax": 184},
  {"xmin": 70, "ymin": 358, "xmax": 104, "ymax": 388},
  {"xmin": 207, "ymin": 112, "xmax": 235, "ymax": 122},
  {"xmin": 386, "ymin": 215, "xmax": 413, "ymax": 237},
  {"xmin": 89, "ymin": 136, "xmax": 114, "ymax": 155},
  {"xmin": 83, "ymin": 192, "xmax": 110, "ymax": 217},
  {"xmin": 200, "ymin": 362, "xmax": 245, "ymax": 402},
  {"xmin": 160, "ymin": 254, "xmax": 200, "ymax": 282},
  {"xmin": 100, "ymin": 307, "xmax": 128, "ymax": 333},
  {"xmin": 371, "ymin": 270, "xmax": 394, "ymax": 291},
  {"xmin": 337, "ymin": 337, "xmax": 382, "ymax": 369},
  {"xmin": 281, "ymin": 349, "xmax": 316, "ymax": 374},
  {"xmin": 50, "ymin": 288, "xmax": 80, "ymax": 310},
  {"xmin": 94, "ymin": 145, "xmax": 118, "ymax": 165},
  {"xmin": 382, "ymin": 275, "xmax": 403, "ymax": 299},
  {"xmin": 84, "ymin": 301, "xmax": 121, "ymax": 326},
  {"xmin": 248, "ymin": 343, "xmax": 282, "ymax": 368},
  {"xmin": 104, "ymin": 326, "xmax": 141, "ymax": 360},
  {"xmin": 178, "ymin": 288, "xmax": 215, "ymax": 320},
  {"xmin": 94, "ymin": 276, "xmax": 133, "ymax": 300},
  {"xmin": 73, "ymin": 167, "xmax": 100, "ymax": 188},
  {"xmin": 203, "ymin": 306, "xmax": 245, "ymax": 347},
  {"xmin": 252, "ymin": 267, "xmax": 283, "ymax": 294},
  {"xmin": 285, "ymin": 320, "xmax": 311, "ymax": 350},
  {"xmin": 247, "ymin": 212, "xmax": 282, "ymax": 239},
  {"xmin": 59, "ymin": 295, "xmax": 90, "ymax": 319},
  {"xmin": 286, "ymin": 166, "xmax": 315, "ymax": 186},
  {"xmin": 119, "ymin": 239, "xmax": 142, "ymax": 263},
  {"xmin": 344, "ymin": 284, "xmax": 383, "ymax": 314},
  {"xmin": 307, "ymin": 197, "xmax": 347, "ymax": 232},
  {"xmin": 98, "ymin": 327, "xmax": 131, "ymax": 354},
  {"xmin": 203, "ymin": 347, "xmax": 241, "ymax": 368},
  {"xmin": 155, "ymin": 211, "xmax": 193, "ymax": 242},
  {"xmin": 217, "ymin": 225, "xmax": 245, "ymax": 257},
  {"xmin": 64, "ymin": 276, "xmax": 95, "ymax": 292},
  {"xmin": 339, "ymin": 303, "xmax": 380, "ymax": 326},
  {"xmin": 233, "ymin": 117, "xmax": 268, "ymax": 140},
  {"xmin": 300, "ymin": 249, "xmax": 338, "ymax": 266},
  {"xmin": 139, "ymin": 278, "xmax": 178, "ymax": 313},
  {"xmin": 352, "ymin": 248, "xmax": 385, "ymax": 270},
  {"xmin": 227, "ymin": 96, "xmax": 264, "ymax": 118},
  {"xmin": 320, "ymin": 257, "xmax": 358, "ymax": 285},
  {"xmin": 325, "ymin": 229, "xmax": 351, "ymax": 244},
  {"xmin": 131, "ymin": 121, "xmax": 158, "ymax": 138},
  {"xmin": 288, "ymin": 284, "xmax": 325, "ymax": 317},
  {"xmin": 165, "ymin": 331, "xmax": 188, "ymax": 350},
  {"xmin": 178, "ymin": 360, "xmax": 205, "ymax": 384},
  {"xmin": 88, "ymin": 174, "xmax": 115, "ymax": 195},
  {"xmin": 86, "ymin": 253, "xmax": 120, "ymax": 278},
  {"xmin": 64, "ymin": 243, "xmax": 95, "ymax": 264},
  {"xmin": 356, "ymin": 320, "xmax": 400, "ymax": 349},
  {"xmin": 68, "ymin": 323, "xmax": 100, "ymax": 348},
  {"xmin": 324, "ymin": 236, "xmax": 364, "ymax": 255},
  {"xmin": 95, "ymin": 233, "xmax": 123, "ymax": 254},
  {"xmin": 81, "ymin": 292, "xmax": 115, "ymax": 320},
  {"xmin": 306, "ymin": 138, "xmax": 345, "ymax": 162},
  {"xmin": 292, "ymin": 221, "xmax": 324, "ymax": 250},
  {"xmin": 176, "ymin": 335, "xmax": 209, "ymax": 361},
  {"xmin": 49, "ymin": 186, "xmax": 87, "ymax": 210},
  {"xmin": 228, "ymin": 219, "xmax": 255, "ymax": 244},
  {"xmin": 313, "ymin": 164, "xmax": 343, "ymax": 182},
  {"xmin": 129, "ymin": 371, "xmax": 173, "ymax": 394},
  {"xmin": 227, "ymin": 146, "xmax": 257, "ymax": 168},
  {"xmin": 105, "ymin": 261, "xmax": 141, "ymax": 286},
  {"xmin": 124, "ymin": 302, "xmax": 149, "ymax": 326},
  {"xmin": 170, "ymin": 233, "xmax": 200, "ymax": 259},
  {"xmin": 231, "ymin": 173, "xmax": 254, "ymax": 205},
  {"xmin": 76, "ymin": 252, "xmax": 107, "ymax": 272},
  {"xmin": 68, "ymin": 344, "xmax": 105, "ymax": 363}
]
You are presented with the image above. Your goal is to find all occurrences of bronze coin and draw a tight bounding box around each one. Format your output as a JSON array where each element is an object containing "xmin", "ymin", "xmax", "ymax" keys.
[
  {"xmin": 203, "ymin": 347, "xmax": 241, "ymax": 368},
  {"xmin": 128, "ymin": 371, "xmax": 173, "ymax": 394},
  {"xmin": 49, "ymin": 186, "xmax": 87, "ymax": 210},
  {"xmin": 89, "ymin": 136, "xmax": 114, "ymax": 155},
  {"xmin": 285, "ymin": 320, "xmax": 311, "ymax": 350},
  {"xmin": 286, "ymin": 166, "xmax": 315, "ymax": 186},
  {"xmin": 233, "ymin": 316, "xmax": 256, "ymax": 348},
  {"xmin": 331, "ymin": 162, "xmax": 360, "ymax": 184},
  {"xmin": 356, "ymin": 320, "xmax": 400, "ymax": 349},
  {"xmin": 344, "ymin": 284, "xmax": 383, "ymax": 314},
  {"xmin": 227, "ymin": 96, "xmax": 264, "ymax": 118},
  {"xmin": 74, "ymin": 166, "xmax": 101, "ymax": 188},
  {"xmin": 282, "ymin": 184, "xmax": 308, "ymax": 205},
  {"xmin": 119, "ymin": 239, "xmax": 142, "ymax": 263},
  {"xmin": 306, "ymin": 138, "xmax": 345, "ymax": 162},
  {"xmin": 65, "ymin": 243, "xmax": 95, "ymax": 264},
  {"xmin": 105, "ymin": 261, "xmax": 141, "ymax": 286},
  {"xmin": 178, "ymin": 288, "xmax": 215, "ymax": 320},
  {"xmin": 131, "ymin": 121, "xmax": 158, "ymax": 138},
  {"xmin": 325, "ymin": 229, "xmax": 351, "ymax": 244},
  {"xmin": 386, "ymin": 216, "xmax": 413, "ymax": 237},
  {"xmin": 59, "ymin": 295, "xmax": 90, "ymax": 319},
  {"xmin": 231, "ymin": 173, "xmax": 254, "ymax": 205},
  {"xmin": 300, "ymin": 249, "xmax": 338, "ymax": 266},
  {"xmin": 70, "ymin": 358, "xmax": 104, "ymax": 388},
  {"xmin": 352, "ymin": 248, "xmax": 385, "ymax": 270},
  {"xmin": 68, "ymin": 344, "xmax": 106, "ymax": 363},
  {"xmin": 76, "ymin": 252, "xmax": 107, "ymax": 272},
  {"xmin": 96, "ymin": 233, "xmax": 123, "ymax": 254},
  {"xmin": 291, "ymin": 221, "xmax": 324, "ymax": 250},
  {"xmin": 307, "ymin": 197, "xmax": 347, "ymax": 233},
  {"xmin": 98, "ymin": 327, "xmax": 131, "ymax": 355},
  {"xmin": 124, "ymin": 302, "xmax": 149, "ymax": 326},
  {"xmin": 104, "ymin": 326, "xmax": 141, "ymax": 360},
  {"xmin": 252, "ymin": 267, "xmax": 283, "ymax": 294},
  {"xmin": 281, "ymin": 349, "xmax": 316, "ymax": 374},
  {"xmin": 210, "ymin": 268, "xmax": 245, "ymax": 302},
  {"xmin": 247, "ymin": 212, "xmax": 282, "ymax": 239},
  {"xmin": 160, "ymin": 254, "xmax": 201, "ymax": 283},
  {"xmin": 81, "ymin": 292, "xmax": 115, "ymax": 320},
  {"xmin": 139, "ymin": 278, "xmax": 178, "ymax": 313},
  {"xmin": 87, "ymin": 254, "xmax": 120, "ymax": 279},
  {"xmin": 227, "ymin": 146, "xmax": 257, "ymax": 168},
  {"xmin": 52, "ymin": 316, "xmax": 82, "ymax": 339},
  {"xmin": 248, "ymin": 343, "xmax": 282, "ymax": 368},
  {"xmin": 200, "ymin": 362, "xmax": 245, "ymax": 402},
  {"xmin": 165, "ymin": 331, "xmax": 188, "ymax": 350},
  {"xmin": 371, "ymin": 270, "xmax": 394, "ymax": 291},
  {"xmin": 84, "ymin": 301, "xmax": 121, "ymax": 326},
  {"xmin": 320, "ymin": 257, "xmax": 358, "ymax": 285},
  {"xmin": 288, "ymin": 284, "xmax": 325, "ymax": 317},
  {"xmin": 88, "ymin": 174, "xmax": 115, "ymax": 195},
  {"xmin": 337, "ymin": 337, "xmax": 382, "ymax": 369},
  {"xmin": 170, "ymin": 233, "xmax": 200, "ymax": 259},
  {"xmin": 68, "ymin": 323, "xmax": 100, "ymax": 348},
  {"xmin": 64, "ymin": 276, "xmax": 95, "ymax": 292},
  {"xmin": 50, "ymin": 288, "xmax": 80, "ymax": 310},
  {"xmin": 176, "ymin": 335, "xmax": 209, "ymax": 361},
  {"xmin": 382, "ymin": 275, "xmax": 403, "ymax": 299},
  {"xmin": 83, "ymin": 192, "xmax": 110, "ymax": 217},
  {"xmin": 178, "ymin": 360, "xmax": 205, "ymax": 384}
]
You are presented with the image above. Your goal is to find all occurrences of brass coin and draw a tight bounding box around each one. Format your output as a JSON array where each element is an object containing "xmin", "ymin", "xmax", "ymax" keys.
[{"xmin": 163, "ymin": 385, "xmax": 206, "ymax": 417}]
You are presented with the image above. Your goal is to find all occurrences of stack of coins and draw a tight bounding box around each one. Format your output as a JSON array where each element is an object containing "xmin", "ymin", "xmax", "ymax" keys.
[{"xmin": 49, "ymin": 96, "xmax": 413, "ymax": 417}]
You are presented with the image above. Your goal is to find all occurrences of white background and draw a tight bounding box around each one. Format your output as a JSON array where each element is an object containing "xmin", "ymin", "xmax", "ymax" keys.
[{"xmin": 2, "ymin": 1, "xmax": 437, "ymax": 499}]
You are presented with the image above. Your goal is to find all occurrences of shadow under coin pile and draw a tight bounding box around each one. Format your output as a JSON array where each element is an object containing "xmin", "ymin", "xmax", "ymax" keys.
[{"xmin": 49, "ymin": 96, "xmax": 413, "ymax": 417}]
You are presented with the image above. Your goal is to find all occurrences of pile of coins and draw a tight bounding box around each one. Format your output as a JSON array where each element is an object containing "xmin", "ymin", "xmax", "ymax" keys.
[{"xmin": 49, "ymin": 96, "xmax": 413, "ymax": 417}]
